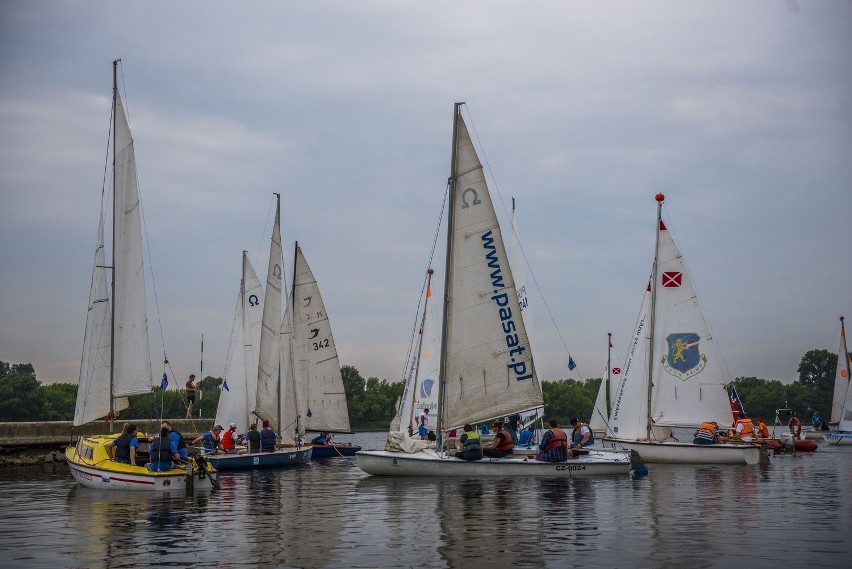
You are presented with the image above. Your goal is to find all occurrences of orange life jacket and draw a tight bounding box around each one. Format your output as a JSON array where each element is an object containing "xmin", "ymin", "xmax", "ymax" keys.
[
  {"xmin": 496, "ymin": 429, "xmax": 514, "ymax": 451},
  {"xmin": 735, "ymin": 418, "xmax": 754, "ymax": 438},
  {"xmin": 543, "ymin": 427, "xmax": 568, "ymax": 451},
  {"xmin": 698, "ymin": 422, "xmax": 718, "ymax": 437},
  {"xmin": 757, "ymin": 422, "xmax": 769, "ymax": 438},
  {"xmin": 221, "ymin": 428, "xmax": 237, "ymax": 450}
]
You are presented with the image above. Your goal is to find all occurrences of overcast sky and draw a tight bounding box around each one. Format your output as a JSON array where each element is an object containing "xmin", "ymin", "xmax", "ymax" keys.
[{"xmin": 1, "ymin": 1, "xmax": 850, "ymax": 390}]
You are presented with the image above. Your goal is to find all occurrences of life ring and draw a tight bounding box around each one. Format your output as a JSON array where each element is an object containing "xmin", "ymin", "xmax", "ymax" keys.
[{"xmin": 788, "ymin": 417, "xmax": 802, "ymax": 438}]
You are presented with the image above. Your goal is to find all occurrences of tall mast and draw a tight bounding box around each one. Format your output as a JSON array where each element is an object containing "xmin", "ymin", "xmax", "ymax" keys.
[
  {"xmin": 291, "ymin": 241, "xmax": 300, "ymax": 440},
  {"xmin": 274, "ymin": 193, "xmax": 282, "ymax": 433},
  {"xmin": 646, "ymin": 193, "xmax": 665, "ymax": 438},
  {"xmin": 436, "ymin": 102, "xmax": 463, "ymax": 452},
  {"xmin": 108, "ymin": 59, "xmax": 119, "ymax": 433},
  {"xmin": 240, "ymin": 249, "xmax": 248, "ymax": 426}
]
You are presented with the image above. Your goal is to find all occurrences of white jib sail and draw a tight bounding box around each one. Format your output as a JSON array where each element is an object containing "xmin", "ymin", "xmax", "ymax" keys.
[
  {"xmin": 216, "ymin": 253, "xmax": 263, "ymax": 430},
  {"xmin": 589, "ymin": 375, "xmax": 609, "ymax": 434},
  {"xmin": 254, "ymin": 201, "xmax": 283, "ymax": 426},
  {"xmin": 291, "ymin": 245, "xmax": 351, "ymax": 433},
  {"xmin": 442, "ymin": 112, "xmax": 543, "ymax": 429},
  {"xmin": 608, "ymin": 280, "xmax": 652, "ymax": 440},
  {"xmin": 74, "ymin": 198, "xmax": 116, "ymax": 426},
  {"xmin": 414, "ymin": 281, "xmax": 440, "ymax": 431},
  {"xmin": 279, "ymin": 299, "xmax": 299, "ymax": 441},
  {"xmin": 111, "ymin": 91, "xmax": 152, "ymax": 398},
  {"xmin": 648, "ymin": 218, "xmax": 733, "ymax": 433},
  {"xmin": 830, "ymin": 319, "xmax": 850, "ymax": 425}
]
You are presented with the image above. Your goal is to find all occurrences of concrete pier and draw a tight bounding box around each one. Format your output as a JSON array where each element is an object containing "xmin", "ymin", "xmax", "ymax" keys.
[{"xmin": 0, "ymin": 419, "xmax": 211, "ymax": 448}]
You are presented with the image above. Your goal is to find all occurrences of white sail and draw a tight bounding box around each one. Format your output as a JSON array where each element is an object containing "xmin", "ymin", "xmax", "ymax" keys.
[
  {"xmin": 589, "ymin": 377, "xmax": 608, "ymax": 434},
  {"xmin": 648, "ymin": 218, "xmax": 733, "ymax": 433},
  {"xmin": 608, "ymin": 281, "xmax": 652, "ymax": 440},
  {"xmin": 111, "ymin": 91, "xmax": 152, "ymax": 398},
  {"xmin": 399, "ymin": 276, "xmax": 440, "ymax": 433},
  {"xmin": 834, "ymin": 318, "xmax": 852, "ymax": 430},
  {"xmin": 216, "ymin": 253, "xmax": 263, "ymax": 430},
  {"xmin": 291, "ymin": 244, "xmax": 351, "ymax": 433},
  {"xmin": 74, "ymin": 198, "xmax": 116, "ymax": 426},
  {"xmin": 254, "ymin": 199, "xmax": 283, "ymax": 425},
  {"xmin": 442, "ymin": 111, "xmax": 543, "ymax": 429},
  {"xmin": 278, "ymin": 300, "xmax": 299, "ymax": 441}
]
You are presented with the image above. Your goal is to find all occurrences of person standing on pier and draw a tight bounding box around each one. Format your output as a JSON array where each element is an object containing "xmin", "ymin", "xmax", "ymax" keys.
[{"xmin": 185, "ymin": 375, "xmax": 197, "ymax": 419}]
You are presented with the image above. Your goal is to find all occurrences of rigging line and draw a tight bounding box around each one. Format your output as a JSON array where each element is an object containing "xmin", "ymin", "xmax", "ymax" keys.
[
  {"xmin": 463, "ymin": 107, "xmax": 575, "ymax": 364},
  {"xmin": 397, "ymin": 182, "xmax": 449, "ymax": 384}
]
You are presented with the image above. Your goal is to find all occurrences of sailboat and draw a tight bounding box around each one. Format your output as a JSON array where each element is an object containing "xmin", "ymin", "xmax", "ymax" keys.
[
  {"xmin": 356, "ymin": 103, "xmax": 638, "ymax": 477},
  {"xmin": 589, "ymin": 333, "xmax": 616, "ymax": 438},
  {"xmin": 602, "ymin": 194, "xmax": 764, "ymax": 465},
  {"xmin": 282, "ymin": 242, "xmax": 361, "ymax": 458},
  {"xmin": 824, "ymin": 315, "xmax": 852, "ymax": 445},
  {"xmin": 208, "ymin": 194, "xmax": 312, "ymax": 470},
  {"xmin": 66, "ymin": 60, "xmax": 215, "ymax": 490}
]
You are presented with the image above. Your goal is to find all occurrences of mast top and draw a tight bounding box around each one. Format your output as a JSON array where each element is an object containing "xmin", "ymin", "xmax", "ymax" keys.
[
  {"xmin": 427, "ymin": 268, "xmax": 434, "ymax": 275},
  {"xmin": 655, "ymin": 193, "xmax": 665, "ymax": 203}
]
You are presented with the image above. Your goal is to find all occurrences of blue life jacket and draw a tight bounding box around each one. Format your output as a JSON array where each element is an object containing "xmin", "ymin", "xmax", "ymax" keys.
[
  {"xmin": 260, "ymin": 428, "xmax": 277, "ymax": 451},
  {"xmin": 149, "ymin": 436, "xmax": 173, "ymax": 463},
  {"xmin": 113, "ymin": 433, "xmax": 135, "ymax": 460}
]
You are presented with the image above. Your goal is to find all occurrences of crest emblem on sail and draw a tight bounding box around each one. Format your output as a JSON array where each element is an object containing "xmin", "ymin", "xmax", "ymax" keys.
[{"xmin": 662, "ymin": 333, "xmax": 707, "ymax": 380}]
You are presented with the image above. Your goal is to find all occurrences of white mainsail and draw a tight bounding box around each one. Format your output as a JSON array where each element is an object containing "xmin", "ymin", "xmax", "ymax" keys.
[
  {"xmin": 441, "ymin": 109, "xmax": 543, "ymax": 429},
  {"xmin": 216, "ymin": 252, "xmax": 263, "ymax": 430},
  {"xmin": 254, "ymin": 198, "xmax": 283, "ymax": 426},
  {"xmin": 290, "ymin": 244, "xmax": 350, "ymax": 433},
  {"xmin": 74, "ymin": 197, "xmax": 116, "ymax": 426},
  {"xmin": 111, "ymin": 91, "xmax": 152, "ymax": 399},
  {"xmin": 834, "ymin": 317, "xmax": 852, "ymax": 430}
]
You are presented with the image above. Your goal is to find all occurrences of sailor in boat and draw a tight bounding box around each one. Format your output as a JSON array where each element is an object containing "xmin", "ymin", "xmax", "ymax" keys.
[
  {"xmin": 108, "ymin": 423, "xmax": 139, "ymax": 465},
  {"xmin": 193, "ymin": 424, "xmax": 224, "ymax": 455},
  {"xmin": 416, "ymin": 408, "xmax": 429, "ymax": 440},
  {"xmin": 507, "ymin": 413, "xmax": 522, "ymax": 445},
  {"xmin": 519, "ymin": 426, "xmax": 535, "ymax": 446},
  {"xmin": 240, "ymin": 423, "xmax": 261, "ymax": 454},
  {"xmin": 536, "ymin": 420, "xmax": 570, "ymax": 462},
  {"xmin": 733, "ymin": 417, "xmax": 755, "ymax": 442},
  {"xmin": 756, "ymin": 417, "xmax": 770, "ymax": 438},
  {"xmin": 811, "ymin": 411, "xmax": 822, "ymax": 431},
  {"xmin": 454, "ymin": 424, "xmax": 483, "ymax": 461},
  {"xmin": 221, "ymin": 423, "xmax": 243, "ymax": 454},
  {"xmin": 259, "ymin": 420, "xmax": 277, "ymax": 452},
  {"xmin": 482, "ymin": 421, "xmax": 514, "ymax": 458},
  {"xmin": 148, "ymin": 427, "xmax": 179, "ymax": 472},
  {"xmin": 311, "ymin": 432, "xmax": 331, "ymax": 445},
  {"xmin": 569, "ymin": 418, "xmax": 595, "ymax": 449},
  {"xmin": 692, "ymin": 421, "xmax": 722, "ymax": 445},
  {"xmin": 160, "ymin": 420, "xmax": 189, "ymax": 462}
]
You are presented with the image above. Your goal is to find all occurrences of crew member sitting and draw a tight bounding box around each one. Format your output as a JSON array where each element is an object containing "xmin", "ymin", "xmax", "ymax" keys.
[
  {"xmin": 220, "ymin": 423, "xmax": 242, "ymax": 454},
  {"xmin": 193, "ymin": 425, "xmax": 224, "ymax": 455},
  {"xmin": 109, "ymin": 423, "xmax": 139, "ymax": 465},
  {"xmin": 483, "ymin": 420, "xmax": 514, "ymax": 458},
  {"xmin": 260, "ymin": 420, "xmax": 277, "ymax": 452},
  {"xmin": 312, "ymin": 432, "xmax": 331, "ymax": 445},
  {"xmin": 569, "ymin": 417, "xmax": 595, "ymax": 451},
  {"xmin": 519, "ymin": 426, "xmax": 535, "ymax": 447},
  {"xmin": 756, "ymin": 417, "xmax": 770, "ymax": 438},
  {"xmin": 734, "ymin": 417, "xmax": 755, "ymax": 442},
  {"xmin": 455, "ymin": 423, "xmax": 483, "ymax": 461},
  {"xmin": 240, "ymin": 423, "xmax": 261, "ymax": 454},
  {"xmin": 537, "ymin": 419, "xmax": 570, "ymax": 462},
  {"xmin": 147, "ymin": 427, "xmax": 178, "ymax": 472}
]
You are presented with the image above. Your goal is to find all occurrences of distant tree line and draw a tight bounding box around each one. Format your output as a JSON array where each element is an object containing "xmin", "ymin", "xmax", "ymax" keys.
[{"xmin": 0, "ymin": 349, "xmax": 838, "ymax": 428}]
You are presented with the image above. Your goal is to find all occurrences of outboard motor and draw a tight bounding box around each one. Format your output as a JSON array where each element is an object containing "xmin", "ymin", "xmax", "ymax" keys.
[{"xmin": 779, "ymin": 432, "xmax": 796, "ymax": 450}]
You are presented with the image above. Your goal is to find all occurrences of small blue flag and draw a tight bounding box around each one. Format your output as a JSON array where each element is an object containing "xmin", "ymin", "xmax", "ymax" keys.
[
  {"xmin": 160, "ymin": 372, "xmax": 168, "ymax": 390},
  {"xmin": 222, "ymin": 379, "xmax": 230, "ymax": 392},
  {"xmin": 568, "ymin": 356, "xmax": 577, "ymax": 371},
  {"xmin": 306, "ymin": 408, "xmax": 313, "ymax": 418}
]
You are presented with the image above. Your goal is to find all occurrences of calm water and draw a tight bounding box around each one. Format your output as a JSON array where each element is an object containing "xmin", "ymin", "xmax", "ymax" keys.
[{"xmin": 1, "ymin": 432, "xmax": 850, "ymax": 568}]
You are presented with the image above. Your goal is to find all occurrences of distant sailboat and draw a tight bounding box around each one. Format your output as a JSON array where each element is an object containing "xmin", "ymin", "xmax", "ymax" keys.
[
  {"xmin": 824, "ymin": 315, "xmax": 852, "ymax": 445},
  {"xmin": 356, "ymin": 103, "xmax": 638, "ymax": 477},
  {"xmin": 603, "ymin": 194, "xmax": 763, "ymax": 465},
  {"xmin": 67, "ymin": 60, "xmax": 215, "ymax": 490}
]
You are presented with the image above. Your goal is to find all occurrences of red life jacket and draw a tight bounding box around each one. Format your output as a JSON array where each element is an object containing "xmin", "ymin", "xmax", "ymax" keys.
[
  {"xmin": 496, "ymin": 429, "xmax": 514, "ymax": 451},
  {"xmin": 221, "ymin": 428, "xmax": 237, "ymax": 451},
  {"xmin": 543, "ymin": 427, "xmax": 568, "ymax": 451}
]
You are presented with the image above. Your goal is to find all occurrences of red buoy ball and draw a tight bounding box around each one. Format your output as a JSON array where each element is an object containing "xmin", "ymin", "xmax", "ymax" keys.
[{"xmin": 655, "ymin": 193, "xmax": 665, "ymax": 202}]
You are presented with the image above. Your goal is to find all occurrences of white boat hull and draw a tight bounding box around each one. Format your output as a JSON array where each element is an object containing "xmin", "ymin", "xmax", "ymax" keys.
[
  {"xmin": 67, "ymin": 459, "xmax": 215, "ymax": 491},
  {"xmin": 355, "ymin": 448, "xmax": 636, "ymax": 477},
  {"xmin": 602, "ymin": 438, "xmax": 763, "ymax": 465},
  {"xmin": 823, "ymin": 432, "xmax": 852, "ymax": 445}
]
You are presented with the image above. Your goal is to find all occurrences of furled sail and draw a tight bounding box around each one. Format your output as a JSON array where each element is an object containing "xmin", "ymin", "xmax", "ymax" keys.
[
  {"xmin": 834, "ymin": 318, "xmax": 852, "ymax": 430},
  {"xmin": 291, "ymin": 244, "xmax": 350, "ymax": 433},
  {"xmin": 111, "ymin": 91, "xmax": 152, "ymax": 398},
  {"xmin": 441, "ymin": 112, "xmax": 542, "ymax": 429},
  {"xmin": 399, "ymin": 276, "xmax": 439, "ymax": 433}
]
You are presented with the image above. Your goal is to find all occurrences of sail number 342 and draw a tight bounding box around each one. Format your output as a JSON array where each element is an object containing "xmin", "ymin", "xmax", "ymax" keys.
[{"xmin": 312, "ymin": 338, "xmax": 330, "ymax": 351}]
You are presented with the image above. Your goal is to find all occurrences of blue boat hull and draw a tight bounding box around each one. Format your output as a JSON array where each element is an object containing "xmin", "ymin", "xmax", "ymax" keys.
[
  {"xmin": 310, "ymin": 444, "xmax": 361, "ymax": 459},
  {"xmin": 206, "ymin": 447, "xmax": 312, "ymax": 471}
]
